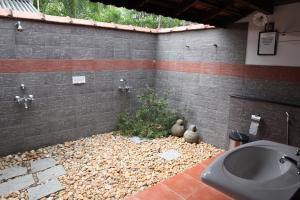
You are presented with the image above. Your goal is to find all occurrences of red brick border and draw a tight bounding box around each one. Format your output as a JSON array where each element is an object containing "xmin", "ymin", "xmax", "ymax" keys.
[
  {"xmin": 0, "ymin": 59, "xmax": 156, "ymax": 73},
  {"xmin": 156, "ymin": 60, "xmax": 300, "ymax": 82},
  {"xmin": 0, "ymin": 59, "xmax": 300, "ymax": 82}
]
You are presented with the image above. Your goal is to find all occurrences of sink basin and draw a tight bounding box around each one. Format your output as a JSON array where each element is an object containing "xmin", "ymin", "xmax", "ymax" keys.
[
  {"xmin": 224, "ymin": 146, "xmax": 291, "ymax": 181},
  {"xmin": 202, "ymin": 140, "xmax": 300, "ymax": 200}
]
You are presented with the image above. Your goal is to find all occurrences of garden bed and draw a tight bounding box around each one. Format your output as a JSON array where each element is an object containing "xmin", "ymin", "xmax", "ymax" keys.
[{"xmin": 0, "ymin": 133, "xmax": 222, "ymax": 200}]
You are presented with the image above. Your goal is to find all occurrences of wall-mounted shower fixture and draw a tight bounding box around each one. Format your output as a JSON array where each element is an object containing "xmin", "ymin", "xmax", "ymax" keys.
[
  {"xmin": 15, "ymin": 21, "xmax": 23, "ymax": 32},
  {"xmin": 118, "ymin": 78, "xmax": 132, "ymax": 93},
  {"xmin": 20, "ymin": 84, "xmax": 25, "ymax": 90},
  {"xmin": 14, "ymin": 84, "xmax": 34, "ymax": 109}
]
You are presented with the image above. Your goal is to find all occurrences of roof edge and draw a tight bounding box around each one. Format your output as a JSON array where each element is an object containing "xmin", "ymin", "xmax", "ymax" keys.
[{"xmin": 0, "ymin": 8, "xmax": 214, "ymax": 34}]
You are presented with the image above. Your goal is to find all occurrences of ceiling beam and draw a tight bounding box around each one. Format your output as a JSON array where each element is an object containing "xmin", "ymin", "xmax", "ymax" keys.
[
  {"xmin": 274, "ymin": 0, "xmax": 300, "ymax": 5},
  {"xmin": 175, "ymin": 0, "xmax": 198, "ymax": 15},
  {"xmin": 239, "ymin": 0, "xmax": 273, "ymax": 14},
  {"xmin": 139, "ymin": 0, "xmax": 151, "ymax": 7},
  {"xmin": 200, "ymin": 0, "xmax": 243, "ymax": 22}
]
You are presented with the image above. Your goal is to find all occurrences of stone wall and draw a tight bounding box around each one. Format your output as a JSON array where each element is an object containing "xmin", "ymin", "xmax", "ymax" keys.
[
  {"xmin": 0, "ymin": 18, "xmax": 156, "ymax": 155},
  {"xmin": 228, "ymin": 96, "xmax": 300, "ymax": 147},
  {"xmin": 154, "ymin": 23, "xmax": 300, "ymax": 148},
  {"xmin": 1, "ymin": 18, "xmax": 300, "ymax": 155}
]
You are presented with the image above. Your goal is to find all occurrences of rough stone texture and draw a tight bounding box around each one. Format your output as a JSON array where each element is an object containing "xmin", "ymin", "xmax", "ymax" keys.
[
  {"xmin": 129, "ymin": 136, "xmax": 149, "ymax": 144},
  {"xmin": 37, "ymin": 165, "xmax": 66, "ymax": 183},
  {"xmin": 0, "ymin": 18, "xmax": 299, "ymax": 152},
  {"xmin": 30, "ymin": 158, "xmax": 57, "ymax": 173},
  {"xmin": 0, "ymin": 18, "xmax": 157, "ymax": 60},
  {"xmin": 0, "ymin": 174, "xmax": 34, "ymax": 197},
  {"xmin": 155, "ymin": 70, "xmax": 300, "ymax": 148},
  {"xmin": 27, "ymin": 179, "xmax": 64, "ymax": 200},
  {"xmin": 159, "ymin": 150, "xmax": 181, "ymax": 161},
  {"xmin": 0, "ymin": 18, "xmax": 156, "ymax": 156},
  {"xmin": 228, "ymin": 96, "xmax": 300, "ymax": 148},
  {"xmin": 0, "ymin": 133, "xmax": 222, "ymax": 199},
  {"xmin": 156, "ymin": 23, "xmax": 248, "ymax": 64},
  {"xmin": 154, "ymin": 23, "xmax": 250, "ymax": 149},
  {"xmin": 0, "ymin": 166, "xmax": 27, "ymax": 181},
  {"xmin": 0, "ymin": 69, "xmax": 155, "ymax": 155}
]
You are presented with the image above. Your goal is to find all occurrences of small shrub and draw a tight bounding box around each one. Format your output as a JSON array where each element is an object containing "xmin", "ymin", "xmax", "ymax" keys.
[{"xmin": 116, "ymin": 87, "xmax": 181, "ymax": 138}]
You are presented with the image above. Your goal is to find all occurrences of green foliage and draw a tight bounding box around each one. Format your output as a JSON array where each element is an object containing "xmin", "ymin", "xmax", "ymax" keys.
[
  {"xmin": 116, "ymin": 88, "xmax": 181, "ymax": 138},
  {"xmin": 34, "ymin": 0, "xmax": 187, "ymax": 28}
]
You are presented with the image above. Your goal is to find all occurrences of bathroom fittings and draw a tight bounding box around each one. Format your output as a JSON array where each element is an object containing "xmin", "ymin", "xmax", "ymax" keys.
[
  {"xmin": 249, "ymin": 114, "xmax": 261, "ymax": 136},
  {"xmin": 14, "ymin": 95, "xmax": 34, "ymax": 109},
  {"xmin": 118, "ymin": 78, "xmax": 132, "ymax": 93},
  {"xmin": 279, "ymin": 155, "xmax": 300, "ymax": 175},
  {"xmin": 15, "ymin": 21, "xmax": 23, "ymax": 32},
  {"xmin": 286, "ymin": 112, "xmax": 290, "ymax": 145},
  {"xmin": 20, "ymin": 84, "xmax": 25, "ymax": 90},
  {"xmin": 14, "ymin": 84, "xmax": 34, "ymax": 109}
]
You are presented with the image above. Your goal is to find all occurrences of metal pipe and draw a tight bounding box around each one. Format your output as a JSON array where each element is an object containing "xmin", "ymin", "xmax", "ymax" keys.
[{"xmin": 286, "ymin": 112, "xmax": 289, "ymax": 145}]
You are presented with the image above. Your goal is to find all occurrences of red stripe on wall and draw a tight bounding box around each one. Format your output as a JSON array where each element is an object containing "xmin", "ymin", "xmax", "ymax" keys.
[
  {"xmin": 1, "ymin": 59, "xmax": 300, "ymax": 82},
  {"xmin": 0, "ymin": 59, "xmax": 156, "ymax": 73},
  {"xmin": 156, "ymin": 61, "xmax": 300, "ymax": 82}
]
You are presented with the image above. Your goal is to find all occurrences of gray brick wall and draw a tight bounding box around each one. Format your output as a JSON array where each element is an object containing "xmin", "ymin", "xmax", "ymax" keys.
[
  {"xmin": 156, "ymin": 70, "xmax": 300, "ymax": 148},
  {"xmin": 156, "ymin": 23, "xmax": 248, "ymax": 64},
  {"xmin": 0, "ymin": 18, "xmax": 157, "ymax": 60},
  {"xmin": 0, "ymin": 70, "xmax": 155, "ymax": 155},
  {"xmin": 228, "ymin": 96, "xmax": 300, "ymax": 148},
  {"xmin": 154, "ymin": 24, "xmax": 249, "ymax": 148},
  {"xmin": 0, "ymin": 18, "xmax": 156, "ymax": 155},
  {"xmin": 154, "ymin": 23, "xmax": 300, "ymax": 149},
  {"xmin": 1, "ymin": 18, "xmax": 299, "ymax": 154}
]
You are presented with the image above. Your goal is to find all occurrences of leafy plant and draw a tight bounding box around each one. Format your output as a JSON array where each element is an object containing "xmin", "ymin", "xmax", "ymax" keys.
[
  {"xmin": 116, "ymin": 88, "xmax": 182, "ymax": 138},
  {"xmin": 34, "ymin": 0, "xmax": 187, "ymax": 28}
]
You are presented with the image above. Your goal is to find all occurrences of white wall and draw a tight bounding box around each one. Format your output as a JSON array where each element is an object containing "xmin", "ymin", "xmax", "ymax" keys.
[{"xmin": 240, "ymin": 2, "xmax": 300, "ymax": 67}]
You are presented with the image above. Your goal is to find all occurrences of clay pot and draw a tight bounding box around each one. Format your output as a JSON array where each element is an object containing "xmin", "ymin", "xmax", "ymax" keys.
[
  {"xmin": 171, "ymin": 119, "xmax": 185, "ymax": 137},
  {"xmin": 184, "ymin": 125, "xmax": 199, "ymax": 143}
]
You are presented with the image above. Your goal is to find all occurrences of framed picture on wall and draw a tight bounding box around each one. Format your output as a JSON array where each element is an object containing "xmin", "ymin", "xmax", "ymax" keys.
[{"xmin": 257, "ymin": 31, "xmax": 278, "ymax": 55}]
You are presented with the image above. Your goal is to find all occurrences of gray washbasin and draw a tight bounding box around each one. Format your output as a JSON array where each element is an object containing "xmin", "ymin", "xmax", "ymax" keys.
[{"xmin": 202, "ymin": 140, "xmax": 300, "ymax": 200}]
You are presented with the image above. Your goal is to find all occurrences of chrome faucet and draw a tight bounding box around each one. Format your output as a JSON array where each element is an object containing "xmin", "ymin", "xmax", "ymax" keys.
[
  {"xmin": 279, "ymin": 155, "xmax": 300, "ymax": 175},
  {"xmin": 118, "ymin": 78, "xmax": 132, "ymax": 93},
  {"xmin": 14, "ymin": 95, "xmax": 34, "ymax": 109},
  {"xmin": 14, "ymin": 84, "xmax": 34, "ymax": 109}
]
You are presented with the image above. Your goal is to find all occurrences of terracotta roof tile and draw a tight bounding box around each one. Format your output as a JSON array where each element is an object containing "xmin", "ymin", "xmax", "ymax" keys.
[
  {"xmin": 71, "ymin": 18, "xmax": 95, "ymax": 26},
  {"xmin": 0, "ymin": 8, "xmax": 12, "ymax": 17},
  {"xmin": 0, "ymin": 8, "xmax": 213, "ymax": 33},
  {"xmin": 115, "ymin": 24, "xmax": 135, "ymax": 31},
  {"xmin": 12, "ymin": 11, "xmax": 44, "ymax": 20},
  {"xmin": 44, "ymin": 15, "xmax": 71, "ymax": 23},
  {"xmin": 95, "ymin": 21, "xmax": 116, "ymax": 29}
]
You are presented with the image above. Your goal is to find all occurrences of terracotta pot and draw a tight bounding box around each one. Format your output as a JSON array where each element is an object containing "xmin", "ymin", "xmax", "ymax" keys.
[
  {"xmin": 171, "ymin": 119, "xmax": 185, "ymax": 137},
  {"xmin": 184, "ymin": 125, "xmax": 199, "ymax": 143}
]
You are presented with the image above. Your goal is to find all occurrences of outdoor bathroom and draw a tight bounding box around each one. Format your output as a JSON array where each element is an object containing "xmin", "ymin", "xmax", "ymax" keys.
[{"xmin": 0, "ymin": 0, "xmax": 300, "ymax": 200}]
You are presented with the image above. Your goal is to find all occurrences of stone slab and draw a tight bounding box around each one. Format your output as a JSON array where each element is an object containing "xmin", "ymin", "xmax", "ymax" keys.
[
  {"xmin": 30, "ymin": 158, "xmax": 57, "ymax": 173},
  {"xmin": 129, "ymin": 136, "xmax": 149, "ymax": 144},
  {"xmin": 37, "ymin": 165, "xmax": 66, "ymax": 183},
  {"xmin": 0, "ymin": 174, "xmax": 35, "ymax": 197},
  {"xmin": 28, "ymin": 179, "xmax": 64, "ymax": 200},
  {"xmin": 159, "ymin": 150, "xmax": 181, "ymax": 161},
  {"xmin": 0, "ymin": 166, "xmax": 27, "ymax": 182}
]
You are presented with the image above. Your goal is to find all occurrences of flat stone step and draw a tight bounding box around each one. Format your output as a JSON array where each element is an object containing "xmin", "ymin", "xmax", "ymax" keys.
[
  {"xmin": 30, "ymin": 158, "xmax": 57, "ymax": 173},
  {"xmin": 129, "ymin": 136, "xmax": 149, "ymax": 144},
  {"xmin": 159, "ymin": 150, "xmax": 181, "ymax": 161},
  {"xmin": 27, "ymin": 179, "xmax": 64, "ymax": 200},
  {"xmin": 0, "ymin": 174, "xmax": 35, "ymax": 197},
  {"xmin": 37, "ymin": 165, "xmax": 66, "ymax": 183},
  {"xmin": 0, "ymin": 166, "xmax": 27, "ymax": 182}
]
